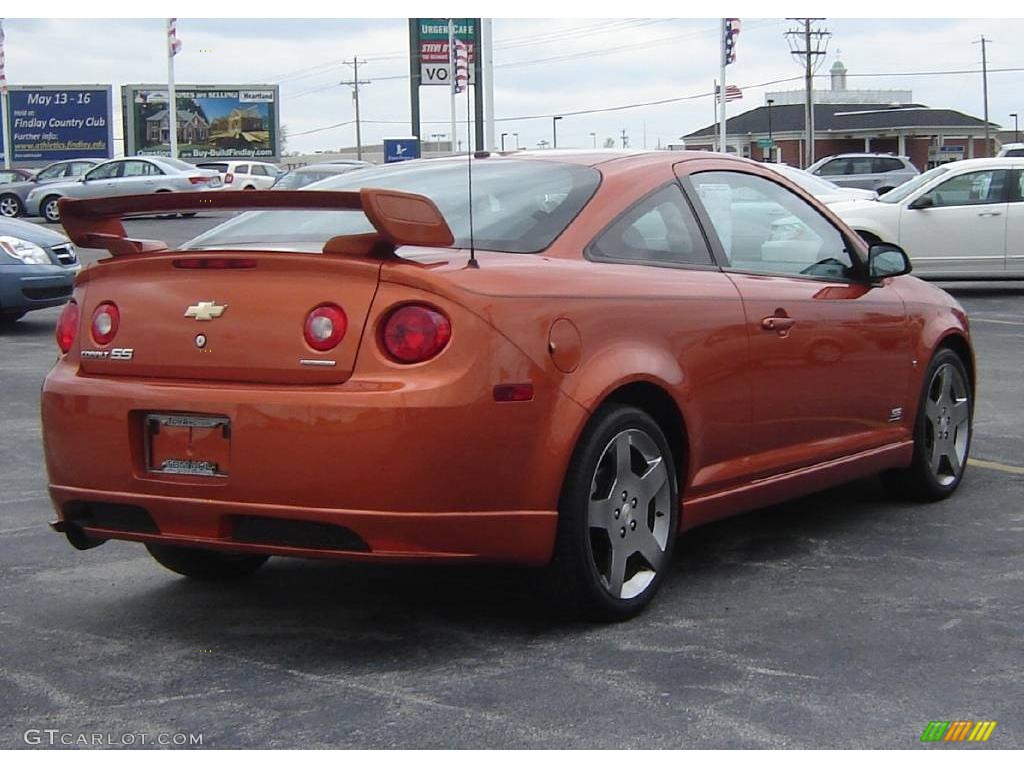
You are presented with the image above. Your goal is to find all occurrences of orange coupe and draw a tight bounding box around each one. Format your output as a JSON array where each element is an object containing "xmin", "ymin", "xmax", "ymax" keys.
[{"xmin": 41, "ymin": 151, "xmax": 974, "ymax": 620}]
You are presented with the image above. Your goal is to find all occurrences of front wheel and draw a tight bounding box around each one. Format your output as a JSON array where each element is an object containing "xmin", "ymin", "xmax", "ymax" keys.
[
  {"xmin": 145, "ymin": 543, "xmax": 269, "ymax": 580},
  {"xmin": 548, "ymin": 404, "xmax": 679, "ymax": 621},
  {"xmin": 0, "ymin": 193, "xmax": 23, "ymax": 218},
  {"xmin": 882, "ymin": 348, "xmax": 972, "ymax": 501},
  {"xmin": 41, "ymin": 196, "xmax": 62, "ymax": 223}
]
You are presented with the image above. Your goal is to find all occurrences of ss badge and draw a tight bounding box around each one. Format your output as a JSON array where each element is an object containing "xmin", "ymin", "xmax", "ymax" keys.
[{"xmin": 110, "ymin": 348, "xmax": 134, "ymax": 360}]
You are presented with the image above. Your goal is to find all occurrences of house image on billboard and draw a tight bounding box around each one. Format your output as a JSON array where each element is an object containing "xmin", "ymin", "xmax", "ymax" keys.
[
  {"xmin": 145, "ymin": 109, "xmax": 210, "ymax": 145},
  {"xmin": 228, "ymin": 105, "xmax": 265, "ymax": 135}
]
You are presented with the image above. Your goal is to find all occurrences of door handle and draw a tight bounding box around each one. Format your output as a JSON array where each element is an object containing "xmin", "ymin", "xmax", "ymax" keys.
[
  {"xmin": 977, "ymin": 211, "xmax": 1002, "ymax": 217},
  {"xmin": 761, "ymin": 316, "xmax": 795, "ymax": 332}
]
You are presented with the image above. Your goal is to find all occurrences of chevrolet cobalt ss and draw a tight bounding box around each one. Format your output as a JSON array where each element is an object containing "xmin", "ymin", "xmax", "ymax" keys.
[{"xmin": 42, "ymin": 152, "xmax": 974, "ymax": 620}]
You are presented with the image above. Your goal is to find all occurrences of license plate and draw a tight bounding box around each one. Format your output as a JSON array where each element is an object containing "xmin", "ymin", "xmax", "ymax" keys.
[{"xmin": 145, "ymin": 414, "xmax": 230, "ymax": 477}]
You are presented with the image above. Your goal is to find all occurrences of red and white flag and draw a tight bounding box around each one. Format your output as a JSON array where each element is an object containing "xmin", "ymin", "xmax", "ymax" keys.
[
  {"xmin": 168, "ymin": 18, "xmax": 182, "ymax": 57},
  {"xmin": 452, "ymin": 38, "xmax": 470, "ymax": 95},
  {"xmin": 716, "ymin": 84, "xmax": 743, "ymax": 103},
  {"xmin": 0, "ymin": 19, "xmax": 8, "ymax": 96},
  {"xmin": 723, "ymin": 18, "xmax": 740, "ymax": 66}
]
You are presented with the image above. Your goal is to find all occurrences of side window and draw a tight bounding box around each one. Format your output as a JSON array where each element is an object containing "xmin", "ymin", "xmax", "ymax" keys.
[
  {"xmin": 590, "ymin": 184, "xmax": 714, "ymax": 267},
  {"xmin": 121, "ymin": 160, "xmax": 150, "ymax": 177},
  {"xmin": 692, "ymin": 170, "xmax": 857, "ymax": 280},
  {"xmin": 873, "ymin": 157, "xmax": 904, "ymax": 173},
  {"xmin": 69, "ymin": 162, "xmax": 95, "ymax": 176},
  {"xmin": 35, "ymin": 164, "xmax": 66, "ymax": 180},
  {"xmin": 0, "ymin": 171, "xmax": 18, "ymax": 183},
  {"xmin": 816, "ymin": 159, "xmax": 848, "ymax": 176},
  {"xmin": 928, "ymin": 170, "xmax": 1008, "ymax": 207},
  {"xmin": 235, "ymin": 164, "xmax": 250, "ymax": 175},
  {"xmin": 848, "ymin": 157, "xmax": 873, "ymax": 175},
  {"xmin": 85, "ymin": 162, "xmax": 121, "ymax": 180},
  {"xmin": 251, "ymin": 165, "xmax": 268, "ymax": 176}
]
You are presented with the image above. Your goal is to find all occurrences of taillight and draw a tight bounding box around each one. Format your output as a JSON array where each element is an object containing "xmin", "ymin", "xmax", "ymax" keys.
[
  {"xmin": 225, "ymin": 173, "xmax": 234, "ymax": 184},
  {"xmin": 188, "ymin": 176, "xmax": 211, "ymax": 185},
  {"xmin": 303, "ymin": 303, "xmax": 347, "ymax": 351},
  {"xmin": 90, "ymin": 301, "xmax": 120, "ymax": 345},
  {"xmin": 56, "ymin": 301, "xmax": 79, "ymax": 354},
  {"xmin": 381, "ymin": 304, "xmax": 452, "ymax": 364}
]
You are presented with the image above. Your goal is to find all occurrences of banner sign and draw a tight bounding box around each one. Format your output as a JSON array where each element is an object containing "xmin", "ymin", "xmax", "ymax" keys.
[
  {"xmin": 4, "ymin": 85, "xmax": 113, "ymax": 162},
  {"xmin": 122, "ymin": 84, "xmax": 280, "ymax": 161},
  {"xmin": 416, "ymin": 18, "xmax": 476, "ymax": 87}
]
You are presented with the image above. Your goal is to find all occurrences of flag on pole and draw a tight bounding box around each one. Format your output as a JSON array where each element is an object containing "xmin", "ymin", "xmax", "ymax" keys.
[
  {"xmin": 452, "ymin": 37, "xmax": 470, "ymax": 95},
  {"xmin": 168, "ymin": 18, "xmax": 182, "ymax": 57},
  {"xmin": 716, "ymin": 84, "xmax": 743, "ymax": 103},
  {"xmin": 0, "ymin": 19, "xmax": 8, "ymax": 95},
  {"xmin": 723, "ymin": 18, "xmax": 740, "ymax": 66}
]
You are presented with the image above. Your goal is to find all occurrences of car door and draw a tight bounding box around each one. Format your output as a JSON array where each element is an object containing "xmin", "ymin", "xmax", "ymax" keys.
[
  {"xmin": 683, "ymin": 168, "xmax": 911, "ymax": 478},
  {"xmin": 586, "ymin": 182, "xmax": 753, "ymax": 497},
  {"xmin": 897, "ymin": 167, "xmax": 1009, "ymax": 275},
  {"xmin": 116, "ymin": 159, "xmax": 163, "ymax": 196},
  {"xmin": 1002, "ymin": 168, "xmax": 1024, "ymax": 276},
  {"xmin": 77, "ymin": 161, "xmax": 123, "ymax": 198}
]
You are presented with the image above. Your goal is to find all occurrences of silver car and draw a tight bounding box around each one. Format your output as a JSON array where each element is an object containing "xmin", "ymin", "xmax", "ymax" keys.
[
  {"xmin": 806, "ymin": 153, "xmax": 919, "ymax": 194},
  {"xmin": 0, "ymin": 159, "xmax": 105, "ymax": 218},
  {"xmin": 25, "ymin": 156, "xmax": 222, "ymax": 223}
]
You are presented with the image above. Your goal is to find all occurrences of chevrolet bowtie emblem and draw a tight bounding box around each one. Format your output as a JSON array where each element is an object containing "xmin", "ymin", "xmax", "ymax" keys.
[{"xmin": 184, "ymin": 301, "xmax": 227, "ymax": 321}]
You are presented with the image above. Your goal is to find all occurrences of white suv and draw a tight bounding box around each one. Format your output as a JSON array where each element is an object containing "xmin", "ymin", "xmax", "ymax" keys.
[
  {"xmin": 806, "ymin": 153, "xmax": 919, "ymax": 194},
  {"xmin": 196, "ymin": 161, "xmax": 280, "ymax": 190}
]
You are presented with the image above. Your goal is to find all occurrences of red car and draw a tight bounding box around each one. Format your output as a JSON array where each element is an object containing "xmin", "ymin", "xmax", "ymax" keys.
[{"xmin": 42, "ymin": 152, "xmax": 974, "ymax": 620}]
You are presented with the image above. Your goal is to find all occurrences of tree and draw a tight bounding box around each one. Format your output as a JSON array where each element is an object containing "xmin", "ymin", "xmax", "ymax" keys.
[
  {"xmin": 279, "ymin": 124, "xmax": 289, "ymax": 155},
  {"xmin": 602, "ymin": 137, "xmax": 616, "ymax": 148}
]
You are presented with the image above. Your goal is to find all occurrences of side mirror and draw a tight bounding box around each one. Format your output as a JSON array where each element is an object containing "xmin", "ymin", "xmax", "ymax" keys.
[
  {"xmin": 868, "ymin": 243, "xmax": 912, "ymax": 279},
  {"xmin": 908, "ymin": 194, "xmax": 934, "ymax": 210}
]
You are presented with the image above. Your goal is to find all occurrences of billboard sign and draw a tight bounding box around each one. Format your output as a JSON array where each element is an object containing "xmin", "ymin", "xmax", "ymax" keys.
[
  {"xmin": 383, "ymin": 137, "xmax": 420, "ymax": 163},
  {"xmin": 416, "ymin": 19, "xmax": 476, "ymax": 87},
  {"xmin": 3, "ymin": 85, "xmax": 113, "ymax": 163},
  {"xmin": 122, "ymin": 84, "xmax": 280, "ymax": 161}
]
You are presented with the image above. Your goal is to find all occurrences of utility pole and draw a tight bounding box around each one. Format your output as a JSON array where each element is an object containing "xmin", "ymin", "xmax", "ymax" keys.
[
  {"xmin": 620, "ymin": 129, "xmax": 629, "ymax": 149},
  {"xmin": 785, "ymin": 19, "xmax": 830, "ymax": 168},
  {"xmin": 974, "ymin": 36, "xmax": 992, "ymax": 157},
  {"xmin": 552, "ymin": 115, "xmax": 562, "ymax": 148},
  {"xmin": 766, "ymin": 98, "xmax": 775, "ymax": 161},
  {"xmin": 341, "ymin": 58, "xmax": 369, "ymax": 160}
]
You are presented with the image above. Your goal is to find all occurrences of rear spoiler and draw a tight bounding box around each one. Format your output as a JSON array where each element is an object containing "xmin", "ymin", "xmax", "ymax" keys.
[{"xmin": 58, "ymin": 188, "xmax": 455, "ymax": 257}]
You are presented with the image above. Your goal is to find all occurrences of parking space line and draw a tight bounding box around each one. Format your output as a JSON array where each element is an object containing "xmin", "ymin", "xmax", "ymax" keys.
[
  {"xmin": 968, "ymin": 458, "xmax": 1024, "ymax": 475},
  {"xmin": 970, "ymin": 318, "xmax": 1024, "ymax": 326}
]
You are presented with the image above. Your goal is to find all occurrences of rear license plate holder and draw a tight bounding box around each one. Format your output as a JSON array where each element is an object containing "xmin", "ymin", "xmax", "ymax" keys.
[{"xmin": 145, "ymin": 413, "xmax": 230, "ymax": 477}]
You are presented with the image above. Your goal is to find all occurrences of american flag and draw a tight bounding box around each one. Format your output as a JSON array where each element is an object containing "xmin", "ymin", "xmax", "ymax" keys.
[
  {"xmin": 0, "ymin": 19, "xmax": 7, "ymax": 96},
  {"xmin": 452, "ymin": 38, "xmax": 470, "ymax": 95},
  {"xmin": 723, "ymin": 17, "xmax": 740, "ymax": 66},
  {"xmin": 168, "ymin": 18, "xmax": 182, "ymax": 57},
  {"xmin": 716, "ymin": 84, "xmax": 743, "ymax": 103}
]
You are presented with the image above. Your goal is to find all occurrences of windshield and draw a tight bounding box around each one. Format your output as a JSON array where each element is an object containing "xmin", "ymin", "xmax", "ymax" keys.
[
  {"xmin": 879, "ymin": 165, "xmax": 950, "ymax": 203},
  {"xmin": 158, "ymin": 157, "xmax": 196, "ymax": 171},
  {"xmin": 272, "ymin": 169, "xmax": 340, "ymax": 190},
  {"xmin": 771, "ymin": 165, "xmax": 841, "ymax": 196},
  {"xmin": 184, "ymin": 158, "xmax": 602, "ymax": 253},
  {"xmin": 197, "ymin": 163, "xmax": 229, "ymax": 173}
]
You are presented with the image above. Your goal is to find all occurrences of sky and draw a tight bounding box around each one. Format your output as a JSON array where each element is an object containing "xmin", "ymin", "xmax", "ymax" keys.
[{"xmin": 4, "ymin": 15, "xmax": 1024, "ymax": 156}]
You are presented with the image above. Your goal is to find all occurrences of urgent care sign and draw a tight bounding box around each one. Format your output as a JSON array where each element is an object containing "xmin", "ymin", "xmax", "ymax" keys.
[{"xmin": 416, "ymin": 19, "xmax": 476, "ymax": 86}]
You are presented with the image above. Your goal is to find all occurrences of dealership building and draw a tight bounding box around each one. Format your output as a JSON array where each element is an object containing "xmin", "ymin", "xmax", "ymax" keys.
[{"xmin": 681, "ymin": 59, "xmax": 1000, "ymax": 169}]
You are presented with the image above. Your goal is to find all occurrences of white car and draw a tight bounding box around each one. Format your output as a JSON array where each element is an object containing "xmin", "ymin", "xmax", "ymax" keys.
[
  {"xmin": 997, "ymin": 142, "xmax": 1024, "ymax": 158},
  {"xmin": 829, "ymin": 157, "xmax": 1024, "ymax": 280},
  {"xmin": 195, "ymin": 161, "xmax": 280, "ymax": 190},
  {"xmin": 767, "ymin": 163, "xmax": 877, "ymax": 204}
]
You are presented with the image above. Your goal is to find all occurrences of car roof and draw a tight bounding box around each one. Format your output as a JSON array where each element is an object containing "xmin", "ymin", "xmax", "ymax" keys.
[{"xmin": 928, "ymin": 156, "xmax": 1024, "ymax": 171}]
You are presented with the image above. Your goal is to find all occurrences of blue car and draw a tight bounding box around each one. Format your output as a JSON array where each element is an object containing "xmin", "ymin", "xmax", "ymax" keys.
[{"xmin": 0, "ymin": 217, "xmax": 80, "ymax": 323}]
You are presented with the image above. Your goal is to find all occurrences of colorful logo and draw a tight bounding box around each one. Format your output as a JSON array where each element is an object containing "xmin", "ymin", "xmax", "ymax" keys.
[{"xmin": 921, "ymin": 721, "xmax": 997, "ymax": 743}]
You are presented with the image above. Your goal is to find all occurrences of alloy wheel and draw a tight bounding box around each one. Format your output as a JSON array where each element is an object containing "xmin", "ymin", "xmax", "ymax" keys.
[
  {"xmin": 0, "ymin": 195, "xmax": 21, "ymax": 217},
  {"xmin": 923, "ymin": 362, "xmax": 971, "ymax": 487},
  {"xmin": 587, "ymin": 428, "xmax": 672, "ymax": 600}
]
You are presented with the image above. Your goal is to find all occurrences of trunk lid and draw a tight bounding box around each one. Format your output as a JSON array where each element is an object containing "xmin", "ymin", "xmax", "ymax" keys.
[{"xmin": 76, "ymin": 250, "xmax": 381, "ymax": 385}]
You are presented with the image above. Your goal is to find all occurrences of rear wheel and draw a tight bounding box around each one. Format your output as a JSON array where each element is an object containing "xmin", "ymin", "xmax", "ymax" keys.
[
  {"xmin": 548, "ymin": 404, "xmax": 678, "ymax": 621},
  {"xmin": 0, "ymin": 193, "xmax": 23, "ymax": 218},
  {"xmin": 882, "ymin": 348, "xmax": 972, "ymax": 501},
  {"xmin": 180, "ymin": 212, "xmax": 198, "ymax": 218},
  {"xmin": 41, "ymin": 196, "xmax": 62, "ymax": 223},
  {"xmin": 145, "ymin": 543, "xmax": 268, "ymax": 580}
]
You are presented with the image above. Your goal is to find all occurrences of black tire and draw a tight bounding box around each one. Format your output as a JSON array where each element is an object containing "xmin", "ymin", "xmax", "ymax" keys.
[
  {"xmin": 145, "ymin": 543, "xmax": 268, "ymax": 581},
  {"xmin": 0, "ymin": 193, "xmax": 23, "ymax": 218},
  {"xmin": 0, "ymin": 311, "xmax": 26, "ymax": 324},
  {"xmin": 548, "ymin": 404, "xmax": 679, "ymax": 621},
  {"xmin": 41, "ymin": 195, "xmax": 62, "ymax": 224},
  {"xmin": 180, "ymin": 212, "xmax": 198, "ymax": 218},
  {"xmin": 882, "ymin": 348, "xmax": 972, "ymax": 501}
]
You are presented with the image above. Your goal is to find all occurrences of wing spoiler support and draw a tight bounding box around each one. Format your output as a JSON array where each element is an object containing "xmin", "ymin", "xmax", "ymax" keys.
[{"xmin": 58, "ymin": 188, "xmax": 455, "ymax": 257}]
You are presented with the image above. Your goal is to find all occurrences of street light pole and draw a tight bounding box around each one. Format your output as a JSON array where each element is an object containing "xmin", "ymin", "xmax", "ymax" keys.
[
  {"xmin": 552, "ymin": 116, "xmax": 562, "ymax": 149},
  {"xmin": 500, "ymin": 132, "xmax": 507, "ymax": 151},
  {"xmin": 513, "ymin": 132, "xmax": 519, "ymax": 149},
  {"xmin": 590, "ymin": 132, "xmax": 597, "ymax": 148},
  {"xmin": 1012, "ymin": 113, "xmax": 1020, "ymax": 143},
  {"xmin": 766, "ymin": 98, "xmax": 775, "ymax": 161}
]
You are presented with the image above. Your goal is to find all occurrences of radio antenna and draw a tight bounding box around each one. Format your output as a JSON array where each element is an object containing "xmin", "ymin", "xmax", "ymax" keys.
[
  {"xmin": 450, "ymin": 22, "xmax": 479, "ymax": 269},
  {"xmin": 465, "ymin": 78, "xmax": 478, "ymax": 269}
]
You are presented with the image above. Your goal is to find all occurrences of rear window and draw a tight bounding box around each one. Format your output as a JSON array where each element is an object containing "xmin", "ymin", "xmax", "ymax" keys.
[
  {"xmin": 197, "ymin": 163, "xmax": 229, "ymax": 173},
  {"xmin": 184, "ymin": 158, "xmax": 602, "ymax": 254},
  {"xmin": 873, "ymin": 157, "xmax": 905, "ymax": 173},
  {"xmin": 1003, "ymin": 148, "xmax": 1024, "ymax": 157}
]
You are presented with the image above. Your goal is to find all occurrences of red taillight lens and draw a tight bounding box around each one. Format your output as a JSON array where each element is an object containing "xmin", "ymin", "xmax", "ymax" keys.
[
  {"xmin": 225, "ymin": 173, "xmax": 234, "ymax": 184},
  {"xmin": 303, "ymin": 303, "xmax": 347, "ymax": 351},
  {"xmin": 381, "ymin": 305, "xmax": 452, "ymax": 364},
  {"xmin": 189, "ymin": 175, "xmax": 210, "ymax": 185},
  {"xmin": 56, "ymin": 301, "xmax": 79, "ymax": 354},
  {"xmin": 90, "ymin": 301, "xmax": 120, "ymax": 345}
]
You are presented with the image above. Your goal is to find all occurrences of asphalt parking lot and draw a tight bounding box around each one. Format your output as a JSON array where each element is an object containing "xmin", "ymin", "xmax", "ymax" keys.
[{"xmin": 1, "ymin": 215, "xmax": 1021, "ymax": 748}]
